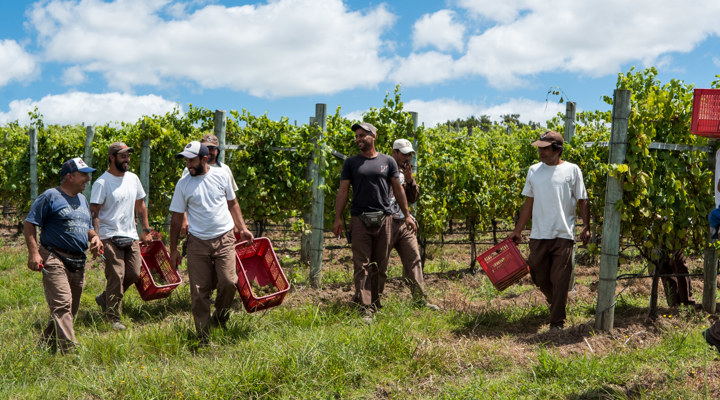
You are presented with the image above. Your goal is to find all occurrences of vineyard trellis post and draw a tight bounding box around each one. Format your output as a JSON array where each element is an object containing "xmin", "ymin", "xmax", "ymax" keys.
[
  {"xmin": 309, "ymin": 104, "xmax": 327, "ymax": 287},
  {"xmin": 703, "ymin": 139, "xmax": 718, "ymax": 313},
  {"xmin": 214, "ymin": 110, "xmax": 227, "ymax": 164},
  {"xmin": 29, "ymin": 128, "xmax": 38, "ymax": 202},
  {"xmin": 82, "ymin": 126, "xmax": 95, "ymax": 199},
  {"xmin": 595, "ymin": 89, "xmax": 631, "ymax": 331},
  {"xmin": 565, "ymin": 102, "xmax": 577, "ymax": 291}
]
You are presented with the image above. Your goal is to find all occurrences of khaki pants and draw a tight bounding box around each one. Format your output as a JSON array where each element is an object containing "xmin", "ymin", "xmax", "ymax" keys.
[
  {"xmin": 186, "ymin": 230, "xmax": 237, "ymax": 335},
  {"xmin": 528, "ymin": 238, "xmax": 574, "ymax": 327},
  {"xmin": 98, "ymin": 239, "xmax": 142, "ymax": 321},
  {"xmin": 378, "ymin": 218, "xmax": 426, "ymax": 300},
  {"xmin": 350, "ymin": 215, "xmax": 392, "ymax": 308},
  {"xmin": 39, "ymin": 247, "xmax": 85, "ymax": 352}
]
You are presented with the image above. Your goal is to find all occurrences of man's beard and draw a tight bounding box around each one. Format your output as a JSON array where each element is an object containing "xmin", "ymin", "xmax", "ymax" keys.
[
  {"xmin": 114, "ymin": 158, "xmax": 129, "ymax": 172},
  {"xmin": 207, "ymin": 153, "xmax": 217, "ymax": 164}
]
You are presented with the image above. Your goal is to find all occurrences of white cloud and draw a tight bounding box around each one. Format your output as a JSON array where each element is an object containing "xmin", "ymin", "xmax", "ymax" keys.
[
  {"xmin": 390, "ymin": 52, "xmax": 457, "ymax": 85},
  {"xmin": 407, "ymin": 0, "xmax": 720, "ymax": 88},
  {"xmin": 29, "ymin": 0, "xmax": 396, "ymax": 97},
  {"xmin": 0, "ymin": 92, "xmax": 179, "ymax": 125},
  {"xmin": 0, "ymin": 39, "xmax": 38, "ymax": 87},
  {"xmin": 412, "ymin": 10, "xmax": 465, "ymax": 52},
  {"xmin": 347, "ymin": 97, "xmax": 565, "ymax": 128},
  {"xmin": 61, "ymin": 66, "xmax": 86, "ymax": 85}
]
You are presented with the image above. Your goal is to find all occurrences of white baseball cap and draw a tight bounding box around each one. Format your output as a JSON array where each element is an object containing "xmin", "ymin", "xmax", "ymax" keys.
[{"xmin": 393, "ymin": 139, "xmax": 415, "ymax": 154}]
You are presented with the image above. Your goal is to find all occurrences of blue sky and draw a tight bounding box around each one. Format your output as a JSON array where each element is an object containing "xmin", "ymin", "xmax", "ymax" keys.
[{"xmin": 1, "ymin": 0, "xmax": 719, "ymax": 128}]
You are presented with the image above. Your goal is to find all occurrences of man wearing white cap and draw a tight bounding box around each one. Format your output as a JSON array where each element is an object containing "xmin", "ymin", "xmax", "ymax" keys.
[
  {"xmin": 510, "ymin": 130, "xmax": 590, "ymax": 331},
  {"xmin": 90, "ymin": 142, "xmax": 152, "ymax": 331},
  {"xmin": 169, "ymin": 141, "xmax": 253, "ymax": 341},
  {"xmin": 23, "ymin": 157, "xmax": 102, "ymax": 353},
  {"xmin": 382, "ymin": 138, "xmax": 439, "ymax": 310}
]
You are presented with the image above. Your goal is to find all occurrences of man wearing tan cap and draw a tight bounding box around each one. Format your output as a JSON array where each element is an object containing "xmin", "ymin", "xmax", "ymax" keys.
[
  {"xmin": 333, "ymin": 122, "xmax": 416, "ymax": 322},
  {"xmin": 90, "ymin": 142, "xmax": 152, "ymax": 331},
  {"xmin": 510, "ymin": 130, "xmax": 590, "ymax": 331}
]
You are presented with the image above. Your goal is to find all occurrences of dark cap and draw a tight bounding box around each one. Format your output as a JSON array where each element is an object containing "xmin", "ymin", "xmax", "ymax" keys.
[
  {"xmin": 60, "ymin": 157, "xmax": 96, "ymax": 178},
  {"xmin": 108, "ymin": 142, "xmax": 134, "ymax": 156},
  {"xmin": 176, "ymin": 141, "xmax": 209, "ymax": 160},
  {"xmin": 531, "ymin": 130, "xmax": 564, "ymax": 148},
  {"xmin": 351, "ymin": 122, "xmax": 377, "ymax": 136},
  {"xmin": 201, "ymin": 133, "xmax": 219, "ymax": 147}
]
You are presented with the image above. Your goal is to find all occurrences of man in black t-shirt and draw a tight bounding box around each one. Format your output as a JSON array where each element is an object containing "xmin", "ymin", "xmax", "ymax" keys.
[{"xmin": 333, "ymin": 122, "xmax": 416, "ymax": 322}]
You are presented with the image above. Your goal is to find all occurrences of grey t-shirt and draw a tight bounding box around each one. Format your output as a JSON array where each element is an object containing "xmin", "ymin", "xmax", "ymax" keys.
[{"xmin": 340, "ymin": 153, "xmax": 399, "ymax": 216}]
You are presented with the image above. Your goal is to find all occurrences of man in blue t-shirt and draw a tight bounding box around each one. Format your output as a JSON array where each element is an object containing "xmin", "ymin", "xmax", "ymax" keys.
[{"xmin": 24, "ymin": 157, "xmax": 102, "ymax": 353}]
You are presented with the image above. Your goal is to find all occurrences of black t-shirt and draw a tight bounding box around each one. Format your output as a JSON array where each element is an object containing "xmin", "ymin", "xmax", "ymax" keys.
[{"xmin": 340, "ymin": 153, "xmax": 399, "ymax": 216}]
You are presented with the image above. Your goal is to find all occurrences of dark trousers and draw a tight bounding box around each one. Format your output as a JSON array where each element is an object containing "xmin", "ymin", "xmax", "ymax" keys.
[
  {"xmin": 658, "ymin": 250, "xmax": 694, "ymax": 306},
  {"xmin": 377, "ymin": 218, "xmax": 426, "ymax": 300},
  {"xmin": 350, "ymin": 215, "xmax": 392, "ymax": 308},
  {"xmin": 528, "ymin": 238, "xmax": 574, "ymax": 327}
]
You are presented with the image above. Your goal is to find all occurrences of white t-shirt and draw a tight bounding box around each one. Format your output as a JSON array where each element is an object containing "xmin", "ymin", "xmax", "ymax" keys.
[
  {"xmin": 182, "ymin": 162, "xmax": 238, "ymax": 191},
  {"xmin": 521, "ymin": 161, "xmax": 588, "ymax": 240},
  {"xmin": 170, "ymin": 167, "xmax": 236, "ymax": 240},
  {"xmin": 90, "ymin": 171, "xmax": 146, "ymax": 240}
]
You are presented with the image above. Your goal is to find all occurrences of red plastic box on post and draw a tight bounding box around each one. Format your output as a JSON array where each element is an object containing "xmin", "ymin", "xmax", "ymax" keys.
[
  {"xmin": 135, "ymin": 240, "xmax": 183, "ymax": 301},
  {"xmin": 691, "ymin": 89, "xmax": 720, "ymax": 138},
  {"xmin": 235, "ymin": 237, "xmax": 290, "ymax": 313},
  {"xmin": 476, "ymin": 238, "xmax": 529, "ymax": 291}
]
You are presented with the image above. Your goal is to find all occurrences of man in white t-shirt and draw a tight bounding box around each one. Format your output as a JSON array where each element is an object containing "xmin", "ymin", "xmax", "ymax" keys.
[
  {"xmin": 510, "ymin": 130, "xmax": 590, "ymax": 331},
  {"xmin": 90, "ymin": 142, "xmax": 152, "ymax": 331},
  {"xmin": 169, "ymin": 141, "xmax": 253, "ymax": 342},
  {"xmin": 180, "ymin": 133, "xmax": 238, "ymax": 235}
]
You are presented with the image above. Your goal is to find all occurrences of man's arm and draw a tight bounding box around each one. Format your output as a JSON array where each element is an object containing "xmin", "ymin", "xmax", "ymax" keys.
[
  {"xmin": 23, "ymin": 221, "xmax": 43, "ymax": 271},
  {"xmin": 577, "ymin": 198, "xmax": 591, "ymax": 244},
  {"xmin": 333, "ymin": 180, "xmax": 350, "ymax": 237},
  {"xmin": 227, "ymin": 198, "xmax": 253, "ymax": 242},
  {"xmin": 390, "ymin": 177, "xmax": 416, "ymax": 232},
  {"xmin": 400, "ymin": 163, "xmax": 419, "ymax": 203},
  {"xmin": 89, "ymin": 203, "xmax": 102, "ymax": 234},
  {"xmin": 135, "ymin": 198, "xmax": 152, "ymax": 242},
  {"xmin": 510, "ymin": 197, "xmax": 533, "ymax": 244},
  {"xmin": 88, "ymin": 229, "xmax": 102, "ymax": 258},
  {"xmin": 169, "ymin": 212, "xmax": 184, "ymax": 268}
]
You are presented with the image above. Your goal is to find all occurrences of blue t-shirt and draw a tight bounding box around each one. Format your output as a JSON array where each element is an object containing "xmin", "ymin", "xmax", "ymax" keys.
[{"xmin": 26, "ymin": 187, "xmax": 93, "ymax": 254}]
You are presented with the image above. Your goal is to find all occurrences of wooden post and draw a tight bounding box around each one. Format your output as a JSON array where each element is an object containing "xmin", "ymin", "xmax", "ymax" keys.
[
  {"xmin": 565, "ymin": 102, "xmax": 577, "ymax": 292},
  {"xmin": 82, "ymin": 126, "xmax": 95, "ymax": 199},
  {"xmin": 309, "ymin": 104, "xmax": 326, "ymax": 287},
  {"xmin": 300, "ymin": 117, "xmax": 317, "ymax": 265},
  {"xmin": 704, "ymin": 139, "xmax": 719, "ymax": 313},
  {"xmin": 214, "ymin": 110, "xmax": 227, "ymax": 164},
  {"xmin": 595, "ymin": 89, "xmax": 631, "ymax": 331},
  {"xmin": 29, "ymin": 128, "xmax": 38, "ymax": 202},
  {"xmin": 564, "ymin": 102, "xmax": 577, "ymax": 143},
  {"xmin": 409, "ymin": 112, "xmax": 419, "ymax": 176}
]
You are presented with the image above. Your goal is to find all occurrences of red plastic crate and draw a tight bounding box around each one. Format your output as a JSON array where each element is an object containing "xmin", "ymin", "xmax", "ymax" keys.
[
  {"xmin": 476, "ymin": 238, "xmax": 529, "ymax": 291},
  {"xmin": 235, "ymin": 237, "xmax": 290, "ymax": 313},
  {"xmin": 135, "ymin": 240, "xmax": 183, "ymax": 301},
  {"xmin": 691, "ymin": 89, "xmax": 720, "ymax": 137}
]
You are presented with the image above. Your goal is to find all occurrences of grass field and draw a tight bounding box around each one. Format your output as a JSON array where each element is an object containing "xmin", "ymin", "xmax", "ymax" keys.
[{"xmin": 1, "ymin": 227, "xmax": 719, "ymax": 399}]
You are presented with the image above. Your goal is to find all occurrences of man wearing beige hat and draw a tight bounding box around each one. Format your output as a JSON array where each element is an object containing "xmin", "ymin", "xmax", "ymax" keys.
[
  {"xmin": 333, "ymin": 122, "xmax": 416, "ymax": 322},
  {"xmin": 90, "ymin": 142, "xmax": 152, "ymax": 330},
  {"xmin": 510, "ymin": 130, "xmax": 590, "ymax": 331}
]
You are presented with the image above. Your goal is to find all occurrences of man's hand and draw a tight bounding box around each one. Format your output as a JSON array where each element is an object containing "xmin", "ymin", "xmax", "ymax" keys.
[
  {"xmin": 27, "ymin": 251, "xmax": 43, "ymax": 272},
  {"xmin": 170, "ymin": 248, "xmax": 182, "ymax": 269},
  {"xmin": 509, "ymin": 230, "xmax": 522, "ymax": 244},
  {"xmin": 140, "ymin": 229, "xmax": 153, "ymax": 244},
  {"xmin": 400, "ymin": 161, "xmax": 413, "ymax": 183},
  {"xmin": 235, "ymin": 228, "xmax": 254, "ymax": 244},
  {"xmin": 579, "ymin": 226, "xmax": 591, "ymax": 245},
  {"xmin": 333, "ymin": 219, "xmax": 343, "ymax": 240},
  {"xmin": 404, "ymin": 216, "xmax": 417, "ymax": 233},
  {"xmin": 89, "ymin": 235, "xmax": 103, "ymax": 258}
]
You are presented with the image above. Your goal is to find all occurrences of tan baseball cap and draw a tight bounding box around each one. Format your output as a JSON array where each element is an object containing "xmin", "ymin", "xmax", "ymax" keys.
[
  {"xmin": 108, "ymin": 142, "xmax": 134, "ymax": 156},
  {"xmin": 351, "ymin": 122, "xmax": 377, "ymax": 136},
  {"xmin": 531, "ymin": 131, "xmax": 564, "ymax": 148}
]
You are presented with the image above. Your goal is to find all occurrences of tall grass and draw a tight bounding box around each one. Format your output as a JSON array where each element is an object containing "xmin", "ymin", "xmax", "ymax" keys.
[{"xmin": 0, "ymin": 242, "xmax": 718, "ymax": 399}]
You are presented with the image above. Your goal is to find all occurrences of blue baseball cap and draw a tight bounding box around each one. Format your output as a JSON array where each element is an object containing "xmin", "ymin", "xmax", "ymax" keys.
[{"xmin": 60, "ymin": 157, "xmax": 96, "ymax": 177}]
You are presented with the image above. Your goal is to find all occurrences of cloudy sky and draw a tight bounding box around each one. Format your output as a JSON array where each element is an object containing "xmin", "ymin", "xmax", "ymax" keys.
[{"xmin": 1, "ymin": 0, "xmax": 719, "ymax": 127}]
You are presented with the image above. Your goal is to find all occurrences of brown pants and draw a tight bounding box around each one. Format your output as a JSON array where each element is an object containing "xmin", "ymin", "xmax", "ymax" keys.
[
  {"xmin": 528, "ymin": 238, "xmax": 574, "ymax": 327},
  {"xmin": 350, "ymin": 215, "xmax": 392, "ymax": 308},
  {"xmin": 186, "ymin": 230, "xmax": 237, "ymax": 335},
  {"xmin": 378, "ymin": 218, "xmax": 426, "ymax": 300},
  {"xmin": 99, "ymin": 239, "xmax": 142, "ymax": 321},
  {"xmin": 39, "ymin": 247, "xmax": 85, "ymax": 352},
  {"xmin": 708, "ymin": 320, "xmax": 720, "ymax": 342},
  {"xmin": 658, "ymin": 250, "xmax": 694, "ymax": 306}
]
